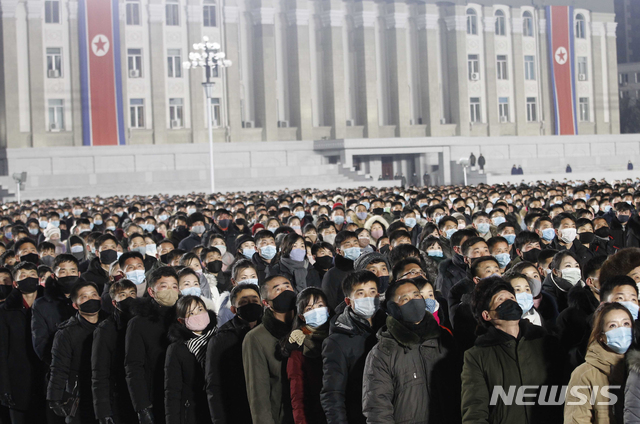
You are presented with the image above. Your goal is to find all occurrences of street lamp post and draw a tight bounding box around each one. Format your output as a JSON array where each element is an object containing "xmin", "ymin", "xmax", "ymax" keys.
[{"xmin": 183, "ymin": 37, "xmax": 232, "ymax": 194}]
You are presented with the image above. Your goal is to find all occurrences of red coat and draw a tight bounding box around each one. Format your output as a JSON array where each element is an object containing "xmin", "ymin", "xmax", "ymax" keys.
[{"xmin": 287, "ymin": 349, "xmax": 326, "ymax": 424}]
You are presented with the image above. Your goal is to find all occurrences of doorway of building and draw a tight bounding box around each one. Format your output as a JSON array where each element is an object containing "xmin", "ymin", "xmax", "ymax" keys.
[{"xmin": 382, "ymin": 156, "xmax": 393, "ymax": 180}]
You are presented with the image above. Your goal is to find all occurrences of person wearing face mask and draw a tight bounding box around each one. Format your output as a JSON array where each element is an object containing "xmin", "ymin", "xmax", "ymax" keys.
[
  {"xmin": 206, "ymin": 284, "xmax": 262, "ymax": 424},
  {"xmin": 462, "ymin": 277, "xmax": 563, "ymax": 424},
  {"xmin": 565, "ymin": 303, "xmax": 631, "ymax": 422},
  {"xmin": 251, "ymin": 230, "xmax": 277, "ymax": 284},
  {"xmin": 472, "ymin": 212, "xmax": 494, "ymax": 241},
  {"xmin": 363, "ymin": 215, "xmax": 389, "ymax": 244},
  {"xmin": 177, "ymin": 213, "xmax": 207, "ymax": 253},
  {"xmin": 488, "ymin": 236, "xmax": 511, "ymax": 274},
  {"xmin": 47, "ymin": 280, "xmax": 107, "ymax": 424},
  {"xmin": 363, "ymin": 279, "xmax": 460, "ymax": 423},
  {"xmin": 550, "ymin": 213, "xmax": 593, "ymax": 267},
  {"xmin": 542, "ymin": 251, "xmax": 584, "ymax": 312},
  {"xmin": 355, "ymin": 252, "xmax": 391, "ymax": 294},
  {"xmin": 321, "ymin": 231, "xmax": 361, "ymax": 310},
  {"xmin": 592, "ymin": 217, "xmax": 619, "ymax": 256},
  {"xmin": 434, "ymin": 216, "xmax": 459, "ymax": 259},
  {"xmin": 91, "ymin": 279, "xmax": 138, "ymax": 424},
  {"xmin": 503, "ymin": 272, "xmax": 543, "ymax": 327},
  {"xmin": 164, "ymin": 296, "xmax": 217, "ymax": 424},
  {"xmin": 83, "ymin": 234, "xmax": 120, "ymax": 296},
  {"xmin": 279, "ymin": 288, "xmax": 331, "ymax": 424},
  {"xmin": 311, "ymin": 242, "xmax": 334, "ymax": 279},
  {"xmin": 177, "ymin": 267, "xmax": 216, "ymax": 312},
  {"xmin": 0, "ymin": 262, "xmax": 46, "ymax": 424},
  {"xmin": 242, "ymin": 275, "xmax": 296, "ymax": 424},
  {"xmin": 321, "ymin": 270, "xmax": 384, "ymax": 424},
  {"xmin": 127, "ymin": 233, "xmax": 157, "ymax": 272},
  {"xmin": 125, "ymin": 267, "xmax": 180, "ymax": 424},
  {"xmin": 0, "ymin": 266, "xmax": 13, "ymax": 303},
  {"xmin": 267, "ymin": 233, "xmax": 321, "ymax": 293},
  {"xmin": 435, "ymin": 229, "xmax": 478, "ymax": 302}
]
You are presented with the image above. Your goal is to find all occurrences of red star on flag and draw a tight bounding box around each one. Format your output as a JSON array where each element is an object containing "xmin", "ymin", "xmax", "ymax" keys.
[{"xmin": 94, "ymin": 37, "xmax": 107, "ymax": 53}]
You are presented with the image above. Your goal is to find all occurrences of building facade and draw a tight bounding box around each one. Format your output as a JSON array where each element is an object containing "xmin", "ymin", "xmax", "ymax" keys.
[
  {"xmin": 0, "ymin": 0, "xmax": 620, "ymax": 149},
  {"xmin": 615, "ymin": 0, "xmax": 640, "ymax": 64}
]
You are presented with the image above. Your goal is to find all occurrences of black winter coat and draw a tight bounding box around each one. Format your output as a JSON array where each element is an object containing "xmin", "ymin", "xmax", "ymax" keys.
[
  {"xmin": 125, "ymin": 297, "xmax": 175, "ymax": 423},
  {"xmin": 0, "ymin": 287, "xmax": 46, "ymax": 412},
  {"xmin": 206, "ymin": 315, "xmax": 257, "ymax": 424},
  {"xmin": 177, "ymin": 232, "xmax": 203, "ymax": 252},
  {"xmin": 268, "ymin": 260, "xmax": 322, "ymax": 292},
  {"xmin": 92, "ymin": 310, "xmax": 136, "ymax": 422},
  {"xmin": 82, "ymin": 258, "xmax": 109, "ymax": 296},
  {"xmin": 550, "ymin": 238, "xmax": 593, "ymax": 268},
  {"xmin": 448, "ymin": 277, "xmax": 477, "ymax": 352},
  {"xmin": 164, "ymin": 312, "xmax": 216, "ymax": 424},
  {"xmin": 321, "ymin": 255, "xmax": 354, "ymax": 311},
  {"xmin": 251, "ymin": 252, "xmax": 273, "ymax": 285},
  {"xmin": 31, "ymin": 276, "xmax": 76, "ymax": 364},
  {"xmin": 320, "ymin": 306, "xmax": 384, "ymax": 424},
  {"xmin": 435, "ymin": 254, "xmax": 468, "ymax": 302},
  {"xmin": 542, "ymin": 273, "xmax": 578, "ymax": 313}
]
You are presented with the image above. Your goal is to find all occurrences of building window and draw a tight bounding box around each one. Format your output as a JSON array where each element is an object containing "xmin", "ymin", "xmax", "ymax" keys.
[
  {"xmin": 577, "ymin": 57, "xmax": 588, "ymax": 80},
  {"xmin": 45, "ymin": 0, "xmax": 60, "ymax": 23},
  {"xmin": 523, "ymin": 11, "xmax": 534, "ymax": 37},
  {"xmin": 466, "ymin": 8, "xmax": 477, "ymax": 35},
  {"xmin": 470, "ymin": 97, "xmax": 481, "ymax": 123},
  {"xmin": 499, "ymin": 97, "xmax": 509, "ymax": 122},
  {"xmin": 636, "ymin": 72, "xmax": 640, "ymax": 83},
  {"xmin": 48, "ymin": 99, "xmax": 64, "ymax": 131},
  {"xmin": 130, "ymin": 98, "xmax": 145, "ymax": 128},
  {"xmin": 524, "ymin": 55, "xmax": 536, "ymax": 80},
  {"xmin": 621, "ymin": 91, "xmax": 630, "ymax": 99},
  {"xmin": 166, "ymin": 0, "xmax": 180, "ymax": 26},
  {"xmin": 579, "ymin": 97, "xmax": 590, "ymax": 121},
  {"xmin": 209, "ymin": 98, "xmax": 221, "ymax": 127},
  {"xmin": 46, "ymin": 48, "xmax": 62, "ymax": 78},
  {"xmin": 203, "ymin": 0, "xmax": 217, "ymax": 27},
  {"xmin": 468, "ymin": 54, "xmax": 480, "ymax": 80},
  {"xmin": 497, "ymin": 55, "xmax": 508, "ymax": 80},
  {"xmin": 636, "ymin": 89, "xmax": 640, "ymax": 98},
  {"xmin": 169, "ymin": 98, "xmax": 184, "ymax": 128},
  {"xmin": 526, "ymin": 97, "xmax": 538, "ymax": 122},
  {"xmin": 620, "ymin": 73, "xmax": 629, "ymax": 86},
  {"xmin": 127, "ymin": 49, "xmax": 142, "ymax": 78},
  {"xmin": 576, "ymin": 14, "xmax": 586, "ymax": 39},
  {"xmin": 126, "ymin": 0, "xmax": 140, "ymax": 25},
  {"xmin": 495, "ymin": 10, "xmax": 506, "ymax": 36},
  {"xmin": 167, "ymin": 49, "xmax": 182, "ymax": 78}
]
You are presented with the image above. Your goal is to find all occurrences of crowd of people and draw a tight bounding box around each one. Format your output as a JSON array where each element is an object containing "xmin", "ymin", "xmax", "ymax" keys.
[{"xmin": 2, "ymin": 179, "xmax": 640, "ymax": 423}]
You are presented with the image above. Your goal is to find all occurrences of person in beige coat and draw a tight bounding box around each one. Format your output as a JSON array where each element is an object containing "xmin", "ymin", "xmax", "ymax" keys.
[{"xmin": 564, "ymin": 302, "xmax": 632, "ymax": 423}]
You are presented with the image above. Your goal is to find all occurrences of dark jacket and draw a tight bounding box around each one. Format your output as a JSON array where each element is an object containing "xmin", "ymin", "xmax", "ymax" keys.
[
  {"xmin": 626, "ymin": 213, "xmax": 640, "ymax": 248},
  {"xmin": 321, "ymin": 255, "xmax": 354, "ymax": 311},
  {"xmin": 362, "ymin": 315, "xmax": 461, "ymax": 424},
  {"xmin": 268, "ymin": 260, "xmax": 322, "ymax": 293},
  {"xmin": 461, "ymin": 320, "xmax": 563, "ymax": 424},
  {"xmin": 206, "ymin": 315, "xmax": 258, "ymax": 424},
  {"xmin": 0, "ymin": 287, "xmax": 46, "ymax": 412},
  {"xmin": 435, "ymin": 254, "xmax": 467, "ymax": 302},
  {"xmin": 542, "ymin": 272, "xmax": 579, "ymax": 313},
  {"xmin": 31, "ymin": 276, "xmax": 76, "ymax": 364},
  {"xmin": 448, "ymin": 277, "xmax": 477, "ymax": 352},
  {"xmin": 625, "ymin": 347, "xmax": 640, "ymax": 423},
  {"xmin": 164, "ymin": 312, "xmax": 216, "ymax": 424},
  {"xmin": 92, "ymin": 310, "xmax": 136, "ymax": 422},
  {"xmin": 320, "ymin": 306, "xmax": 384, "ymax": 424},
  {"xmin": 143, "ymin": 255, "xmax": 158, "ymax": 273},
  {"xmin": 177, "ymin": 232, "xmax": 203, "ymax": 253},
  {"xmin": 47, "ymin": 312, "xmax": 106, "ymax": 423},
  {"xmin": 550, "ymin": 238, "xmax": 593, "ymax": 268},
  {"xmin": 82, "ymin": 258, "xmax": 109, "ymax": 296},
  {"xmin": 125, "ymin": 297, "xmax": 175, "ymax": 423},
  {"xmin": 251, "ymin": 252, "xmax": 273, "ymax": 285}
]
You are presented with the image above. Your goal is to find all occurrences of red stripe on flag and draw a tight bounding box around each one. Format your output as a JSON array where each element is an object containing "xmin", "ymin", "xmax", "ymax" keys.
[
  {"xmin": 550, "ymin": 6, "xmax": 576, "ymax": 135},
  {"xmin": 86, "ymin": 0, "xmax": 118, "ymax": 146}
]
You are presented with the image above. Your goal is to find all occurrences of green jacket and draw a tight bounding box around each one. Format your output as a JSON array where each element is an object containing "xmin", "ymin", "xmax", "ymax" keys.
[{"xmin": 461, "ymin": 320, "xmax": 563, "ymax": 424}]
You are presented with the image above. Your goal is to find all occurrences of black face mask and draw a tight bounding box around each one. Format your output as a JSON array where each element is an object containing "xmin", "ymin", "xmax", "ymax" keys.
[
  {"xmin": 237, "ymin": 302, "xmax": 264, "ymax": 322},
  {"xmin": 595, "ymin": 227, "xmax": 610, "ymax": 239},
  {"xmin": 456, "ymin": 207, "xmax": 466, "ymax": 213},
  {"xmin": 57, "ymin": 276, "xmax": 78, "ymax": 294},
  {"xmin": 78, "ymin": 298, "xmax": 102, "ymax": 314},
  {"xmin": 99, "ymin": 249, "xmax": 118, "ymax": 265},
  {"xmin": 372, "ymin": 208, "xmax": 384, "ymax": 216},
  {"xmin": 378, "ymin": 275, "xmax": 390, "ymax": 293},
  {"xmin": 494, "ymin": 299, "xmax": 522, "ymax": 321},
  {"xmin": 388, "ymin": 298, "xmax": 426, "ymax": 324},
  {"xmin": 206, "ymin": 260, "xmax": 223, "ymax": 274},
  {"xmin": 619, "ymin": 215, "xmax": 631, "ymax": 223},
  {"xmin": 160, "ymin": 253, "xmax": 170, "ymax": 264},
  {"xmin": 379, "ymin": 244, "xmax": 390, "ymax": 254},
  {"xmin": 17, "ymin": 277, "xmax": 39, "ymax": 294},
  {"xmin": 522, "ymin": 248, "xmax": 541, "ymax": 264},
  {"xmin": 41, "ymin": 255, "xmax": 55, "ymax": 268},
  {"xmin": 270, "ymin": 290, "xmax": 296, "ymax": 313},
  {"xmin": 0, "ymin": 285, "xmax": 12, "ymax": 300},
  {"xmin": 578, "ymin": 232, "xmax": 595, "ymax": 245},
  {"xmin": 235, "ymin": 218, "xmax": 246, "ymax": 227},
  {"xmin": 218, "ymin": 219, "xmax": 231, "ymax": 229},
  {"xmin": 315, "ymin": 256, "xmax": 333, "ymax": 270},
  {"xmin": 116, "ymin": 297, "xmax": 135, "ymax": 315},
  {"xmin": 20, "ymin": 253, "xmax": 40, "ymax": 265}
]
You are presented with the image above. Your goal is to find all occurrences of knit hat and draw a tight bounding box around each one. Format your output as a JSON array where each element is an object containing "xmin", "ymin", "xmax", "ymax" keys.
[
  {"xmin": 235, "ymin": 234, "xmax": 254, "ymax": 250},
  {"xmin": 44, "ymin": 224, "xmax": 61, "ymax": 241},
  {"xmin": 251, "ymin": 223, "xmax": 265, "ymax": 235},
  {"xmin": 354, "ymin": 252, "xmax": 390, "ymax": 272}
]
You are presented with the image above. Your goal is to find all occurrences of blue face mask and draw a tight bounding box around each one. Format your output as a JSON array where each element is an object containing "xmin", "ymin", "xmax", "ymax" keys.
[
  {"xmin": 427, "ymin": 250, "xmax": 443, "ymax": 258},
  {"xmin": 604, "ymin": 205, "xmax": 612, "ymax": 213},
  {"xmin": 476, "ymin": 223, "xmax": 490, "ymax": 234},
  {"xmin": 51, "ymin": 220, "xmax": 60, "ymax": 228},
  {"xmin": 405, "ymin": 218, "xmax": 416, "ymax": 228},
  {"xmin": 425, "ymin": 298, "xmax": 439, "ymax": 314},
  {"xmin": 494, "ymin": 253, "xmax": 511, "ymax": 269},
  {"xmin": 289, "ymin": 248, "xmax": 307, "ymax": 262},
  {"xmin": 126, "ymin": 270, "xmax": 146, "ymax": 285},
  {"xmin": 445, "ymin": 228, "xmax": 457, "ymax": 239},
  {"xmin": 159, "ymin": 214, "xmax": 169, "ymax": 221},
  {"xmin": 333, "ymin": 216, "xmax": 345, "ymax": 226},
  {"xmin": 303, "ymin": 307, "xmax": 329, "ymax": 328},
  {"xmin": 356, "ymin": 212, "xmax": 368, "ymax": 221},
  {"xmin": 342, "ymin": 246, "xmax": 362, "ymax": 261},
  {"xmin": 619, "ymin": 301, "xmax": 639, "ymax": 321},
  {"xmin": 29, "ymin": 228, "xmax": 39, "ymax": 236},
  {"xmin": 295, "ymin": 211, "xmax": 305, "ymax": 220},
  {"xmin": 503, "ymin": 234, "xmax": 516, "ymax": 245},
  {"xmin": 94, "ymin": 219, "xmax": 103, "ymax": 226},
  {"xmin": 106, "ymin": 226, "xmax": 116, "ymax": 231},
  {"xmin": 362, "ymin": 202, "xmax": 370, "ymax": 210},
  {"xmin": 492, "ymin": 217, "xmax": 506, "ymax": 226},
  {"xmin": 605, "ymin": 326, "xmax": 633, "ymax": 354},
  {"xmin": 260, "ymin": 245, "xmax": 277, "ymax": 260},
  {"xmin": 181, "ymin": 286, "xmax": 202, "ymax": 297},
  {"xmin": 39, "ymin": 221, "xmax": 48, "ymax": 229},
  {"xmin": 516, "ymin": 292, "xmax": 534, "ymax": 315},
  {"xmin": 242, "ymin": 248, "xmax": 255, "ymax": 259},
  {"xmin": 541, "ymin": 228, "xmax": 556, "ymax": 242},
  {"xmin": 434, "ymin": 215, "xmax": 443, "ymax": 225}
]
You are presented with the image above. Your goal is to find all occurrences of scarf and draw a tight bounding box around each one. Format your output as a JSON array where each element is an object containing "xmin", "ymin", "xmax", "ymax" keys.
[
  {"xmin": 279, "ymin": 257, "xmax": 309, "ymax": 291},
  {"xmin": 185, "ymin": 328, "xmax": 215, "ymax": 368},
  {"xmin": 301, "ymin": 323, "xmax": 329, "ymax": 358},
  {"xmin": 262, "ymin": 308, "xmax": 292, "ymax": 340}
]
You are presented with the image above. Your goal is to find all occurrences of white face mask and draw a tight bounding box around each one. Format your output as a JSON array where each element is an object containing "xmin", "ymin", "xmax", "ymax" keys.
[
  {"xmin": 560, "ymin": 228, "xmax": 577, "ymax": 244},
  {"xmin": 561, "ymin": 268, "xmax": 582, "ymax": 286}
]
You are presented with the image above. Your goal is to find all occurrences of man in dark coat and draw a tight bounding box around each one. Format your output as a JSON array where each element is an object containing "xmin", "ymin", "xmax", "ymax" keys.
[
  {"xmin": 478, "ymin": 154, "xmax": 486, "ymax": 171},
  {"xmin": 206, "ymin": 284, "xmax": 262, "ymax": 424},
  {"xmin": 47, "ymin": 280, "xmax": 106, "ymax": 424},
  {"xmin": 0, "ymin": 262, "xmax": 46, "ymax": 423},
  {"xmin": 469, "ymin": 152, "xmax": 476, "ymax": 167},
  {"xmin": 177, "ymin": 213, "xmax": 207, "ymax": 252},
  {"xmin": 435, "ymin": 229, "xmax": 477, "ymax": 301},
  {"xmin": 84, "ymin": 234, "xmax": 120, "ymax": 296},
  {"xmin": 252, "ymin": 230, "xmax": 276, "ymax": 285},
  {"xmin": 321, "ymin": 270, "xmax": 385, "ymax": 424},
  {"xmin": 125, "ymin": 267, "xmax": 179, "ymax": 424},
  {"xmin": 321, "ymin": 231, "xmax": 359, "ymax": 310},
  {"xmin": 91, "ymin": 279, "xmax": 138, "ymax": 424},
  {"xmin": 363, "ymin": 279, "xmax": 461, "ymax": 423}
]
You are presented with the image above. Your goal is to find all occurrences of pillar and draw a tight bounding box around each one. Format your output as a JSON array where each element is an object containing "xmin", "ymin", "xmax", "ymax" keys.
[
  {"xmin": 186, "ymin": 0, "xmax": 205, "ymax": 143},
  {"xmin": 26, "ymin": 0, "xmax": 45, "ymax": 146},
  {"xmin": 482, "ymin": 9, "xmax": 499, "ymax": 135},
  {"xmin": 320, "ymin": 0, "xmax": 346, "ymax": 140},
  {"xmin": 511, "ymin": 11, "xmax": 527, "ymax": 134},
  {"xmin": 606, "ymin": 22, "xmax": 620, "ymax": 134},
  {"xmin": 444, "ymin": 6, "xmax": 469, "ymax": 136},
  {"xmin": 0, "ymin": 0, "xmax": 22, "ymax": 147},
  {"xmin": 353, "ymin": 1, "xmax": 378, "ymax": 138},
  {"xmin": 369, "ymin": 155, "xmax": 382, "ymax": 179},
  {"xmin": 147, "ymin": 1, "xmax": 167, "ymax": 144},
  {"xmin": 416, "ymin": 3, "xmax": 440, "ymax": 135},
  {"xmin": 385, "ymin": 1, "xmax": 410, "ymax": 137},
  {"xmin": 222, "ymin": 2, "xmax": 242, "ymax": 142}
]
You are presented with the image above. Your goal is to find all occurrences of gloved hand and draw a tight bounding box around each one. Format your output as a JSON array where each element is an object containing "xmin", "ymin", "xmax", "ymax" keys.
[
  {"xmin": 99, "ymin": 417, "xmax": 116, "ymax": 424},
  {"xmin": 137, "ymin": 407, "xmax": 154, "ymax": 424},
  {"xmin": 49, "ymin": 400, "xmax": 67, "ymax": 417},
  {"xmin": 0, "ymin": 393, "xmax": 15, "ymax": 408}
]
